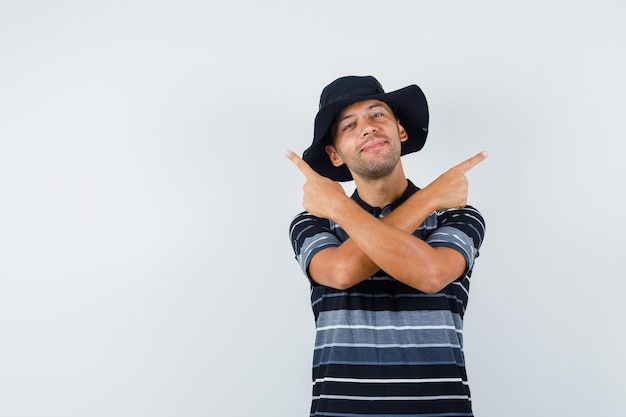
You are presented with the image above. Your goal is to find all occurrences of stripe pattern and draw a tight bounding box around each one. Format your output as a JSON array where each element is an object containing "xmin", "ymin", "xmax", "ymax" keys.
[{"xmin": 289, "ymin": 180, "xmax": 485, "ymax": 417}]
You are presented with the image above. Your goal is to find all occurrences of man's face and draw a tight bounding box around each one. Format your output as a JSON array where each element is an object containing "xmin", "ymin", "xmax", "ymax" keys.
[{"xmin": 325, "ymin": 99, "xmax": 408, "ymax": 181}]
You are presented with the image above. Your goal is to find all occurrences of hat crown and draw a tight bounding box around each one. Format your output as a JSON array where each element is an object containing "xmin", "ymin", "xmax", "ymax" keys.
[{"xmin": 319, "ymin": 76, "xmax": 385, "ymax": 110}]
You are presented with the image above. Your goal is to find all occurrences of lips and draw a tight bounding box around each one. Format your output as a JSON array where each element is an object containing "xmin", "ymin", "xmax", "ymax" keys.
[{"xmin": 360, "ymin": 138, "xmax": 388, "ymax": 153}]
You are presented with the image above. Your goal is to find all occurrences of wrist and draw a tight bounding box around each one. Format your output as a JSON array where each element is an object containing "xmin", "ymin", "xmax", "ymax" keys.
[
  {"xmin": 329, "ymin": 196, "xmax": 361, "ymax": 225},
  {"xmin": 414, "ymin": 187, "xmax": 440, "ymax": 212}
]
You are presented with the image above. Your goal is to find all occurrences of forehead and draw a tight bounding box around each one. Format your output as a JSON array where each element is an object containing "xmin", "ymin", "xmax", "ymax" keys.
[{"xmin": 336, "ymin": 99, "xmax": 394, "ymax": 119}]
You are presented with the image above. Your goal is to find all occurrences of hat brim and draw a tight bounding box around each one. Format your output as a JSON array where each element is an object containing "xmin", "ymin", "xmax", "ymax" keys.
[{"xmin": 302, "ymin": 84, "xmax": 429, "ymax": 182}]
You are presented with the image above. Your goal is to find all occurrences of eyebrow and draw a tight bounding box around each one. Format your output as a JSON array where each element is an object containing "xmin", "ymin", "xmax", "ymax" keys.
[{"xmin": 336, "ymin": 103, "xmax": 388, "ymax": 125}]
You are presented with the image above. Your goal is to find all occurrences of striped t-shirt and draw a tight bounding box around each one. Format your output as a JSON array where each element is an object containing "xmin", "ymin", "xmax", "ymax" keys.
[{"xmin": 289, "ymin": 180, "xmax": 485, "ymax": 417}]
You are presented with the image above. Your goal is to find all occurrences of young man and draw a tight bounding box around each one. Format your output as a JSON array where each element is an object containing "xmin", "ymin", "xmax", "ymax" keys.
[{"xmin": 286, "ymin": 75, "xmax": 487, "ymax": 416}]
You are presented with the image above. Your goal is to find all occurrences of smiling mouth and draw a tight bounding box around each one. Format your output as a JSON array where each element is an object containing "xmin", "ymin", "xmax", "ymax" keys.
[{"xmin": 361, "ymin": 139, "xmax": 388, "ymax": 153}]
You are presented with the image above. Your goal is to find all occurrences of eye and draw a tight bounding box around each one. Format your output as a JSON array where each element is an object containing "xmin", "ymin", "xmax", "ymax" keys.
[
  {"xmin": 371, "ymin": 112, "xmax": 384, "ymax": 118},
  {"xmin": 342, "ymin": 121, "xmax": 355, "ymax": 131}
]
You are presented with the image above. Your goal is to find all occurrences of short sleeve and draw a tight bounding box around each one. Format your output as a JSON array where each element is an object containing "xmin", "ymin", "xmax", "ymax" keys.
[
  {"xmin": 425, "ymin": 205, "xmax": 486, "ymax": 273},
  {"xmin": 289, "ymin": 212, "xmax": 342, "ymax": 281}
]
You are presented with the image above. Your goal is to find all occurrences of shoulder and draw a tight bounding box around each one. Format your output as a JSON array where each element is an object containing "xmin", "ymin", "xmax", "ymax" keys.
[
  {"xmin": 437, "ymin": 205, "xmax": 485, "ymax": 228},
  {"xmin": 289, "ymin": 211, "xmax": 341, "ymax": 250},
  {"xmin": 289, "ymin": 211, "xmax": 332, "ymax": 236},
  {"xmin": 434, "ymin": 205, "xmax": 486, "ymax": 247}
]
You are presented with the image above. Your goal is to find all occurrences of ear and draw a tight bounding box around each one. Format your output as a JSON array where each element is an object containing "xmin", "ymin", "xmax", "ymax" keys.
[
  {"xmin": 325, "ymin": 144, "xmax": 345, "ymax": 167},
  {"xmin": 397, "ymin": 121, "xmax": 409, "ymax": 143}
]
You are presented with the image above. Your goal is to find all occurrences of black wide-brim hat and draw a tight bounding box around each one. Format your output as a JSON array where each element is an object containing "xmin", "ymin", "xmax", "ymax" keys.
[{"xmin": 302, "ymin": 75, "xmax": 429, "ymax": 182}]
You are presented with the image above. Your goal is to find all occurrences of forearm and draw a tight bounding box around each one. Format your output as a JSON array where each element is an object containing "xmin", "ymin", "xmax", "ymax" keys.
[
  {"xmin": 309, "ymin": 189, "xmax": 439, "ymax": 289},
  {"xmin": 331, "ymin": 199, "xmax": 465, "ymax": 293}
]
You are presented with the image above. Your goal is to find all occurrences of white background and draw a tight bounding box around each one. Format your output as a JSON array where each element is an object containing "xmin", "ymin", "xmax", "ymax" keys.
[{"xmin": 1, "ymin": 1, "xmax": 625, "ymax": 416}]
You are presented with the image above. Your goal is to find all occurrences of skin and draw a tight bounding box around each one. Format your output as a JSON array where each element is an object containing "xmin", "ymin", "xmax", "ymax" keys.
[{"xmin": 285, "ymin": 99, "xmax": 487, "ymax": 293}]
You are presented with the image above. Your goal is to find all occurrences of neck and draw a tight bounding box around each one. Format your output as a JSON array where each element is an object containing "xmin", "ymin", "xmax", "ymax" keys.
[{"xmin": 351, "ymin": 161, "xmax": 408, "ymax": 208}]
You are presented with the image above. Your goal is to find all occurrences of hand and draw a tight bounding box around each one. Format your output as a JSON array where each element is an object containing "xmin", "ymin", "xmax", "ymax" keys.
[
  {"xmin": 284, "ymin": 149, "xmax": 350, "ymax": 219},
  {"xmin": 421, "ymin": 151, "xmax": 488, "ymax": 210}
]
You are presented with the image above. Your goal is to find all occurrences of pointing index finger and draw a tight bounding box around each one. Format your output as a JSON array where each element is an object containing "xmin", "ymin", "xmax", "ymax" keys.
[
  {"xmin": 284, "ymin": 149, "xmax": 317, "ymax": 178},
  {"xmin": 456, "ymin": 151, "xmax": 488, "ymax": 174}
]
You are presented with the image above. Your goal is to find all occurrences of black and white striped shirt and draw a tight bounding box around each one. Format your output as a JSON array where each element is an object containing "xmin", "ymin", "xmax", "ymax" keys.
[{"xmin": 289, "ymin": 180, "xmax": 486, "ymax": 417}]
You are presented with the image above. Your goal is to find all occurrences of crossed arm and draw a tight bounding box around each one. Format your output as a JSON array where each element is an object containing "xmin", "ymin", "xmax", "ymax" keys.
[{"xmin": 285, "ymin": 150, "xmax": 487, "ymax": 293}]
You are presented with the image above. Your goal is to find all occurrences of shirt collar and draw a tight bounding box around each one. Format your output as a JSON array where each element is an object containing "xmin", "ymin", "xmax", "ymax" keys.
[{"xmin": 350, "ymin": 179, "xmax": 420, "ymax": 217}]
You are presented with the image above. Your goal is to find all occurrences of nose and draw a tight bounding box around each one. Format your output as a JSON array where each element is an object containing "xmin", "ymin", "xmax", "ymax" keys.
[{"xmin": 361, "ymin": 119, "xmax": 376, "ymax": 137}]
